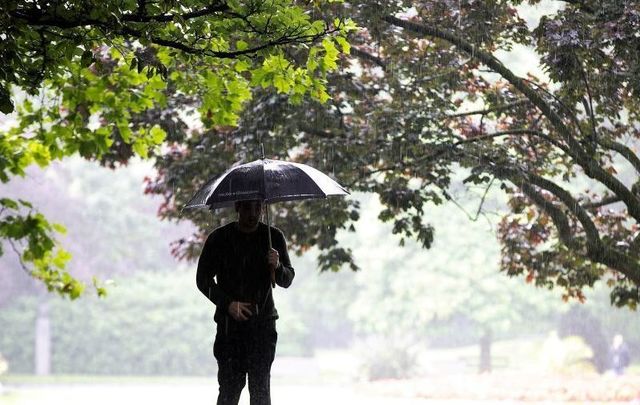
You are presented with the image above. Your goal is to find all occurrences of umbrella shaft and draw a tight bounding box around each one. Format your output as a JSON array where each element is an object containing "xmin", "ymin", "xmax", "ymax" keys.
[{"xmin": 265, "ymin": 202, "xmax": 272, "ymax": 249}]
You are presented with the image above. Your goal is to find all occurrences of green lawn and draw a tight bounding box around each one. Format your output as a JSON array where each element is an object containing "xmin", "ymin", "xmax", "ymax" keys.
[{"xmin": 2, "ymin": 342, "xmax": 639, "ymax": 404}]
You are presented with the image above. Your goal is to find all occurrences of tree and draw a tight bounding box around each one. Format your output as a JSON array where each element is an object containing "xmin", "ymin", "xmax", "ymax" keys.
[
  {"xmin": 1, "ymin": 0, "xmax": 353, "ymax": 298},
  {"xmin": 149, "ymin": 1, "xmax": 640, "ymax": 307}
]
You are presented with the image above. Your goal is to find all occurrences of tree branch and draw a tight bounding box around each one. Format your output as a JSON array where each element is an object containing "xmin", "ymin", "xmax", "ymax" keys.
[
  {"xmin": 598, "ymin": 139, "xmax": 640, "ymax": 175},
  {"xmin": 8, "ymin": 239, "xmax": 32, "ymax": 276},
  {"xmin": 351, "ymin": 47, "xmax": 387, "ymax": 69},
  {"xmin": 524, "ymin": 172, "xmax": 600, "ymax": 245},
  {"xmin": 447, "ymin": 99, "xmax": 531, "ymax": 118},
  {"xmin": 122, "ymin": 3, "xmax": 229, "ymax": 22},
  {"xmin": 519, "ymin": 182, "xmax": 580, "ymax": 250},
  {"xmin": 454, "ymin": 129, "xmax": 572, "ymax": 155},
  {"xmin": 471, "ymin": 177, "xmax": 495, "ymax": 222},
  {"xmin": 583, "ymin": 195, "xmax": 621, "ymax": 209},
  {"xmin": 116, "ymin": 24, "xmax": 333, "ymax": 59},
  {"xmin": 11, "ymin": 3, "xmax": 230, "ymax": 27}
]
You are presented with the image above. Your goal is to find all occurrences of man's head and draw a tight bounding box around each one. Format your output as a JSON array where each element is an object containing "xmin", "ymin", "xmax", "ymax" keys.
[
  {"xmin": 613, "ymin": 334, "xmax": 624, "ymax": 348},
  {"xmin": 235, "ymin": 200, "xmax": 263, "ymax": 232}
]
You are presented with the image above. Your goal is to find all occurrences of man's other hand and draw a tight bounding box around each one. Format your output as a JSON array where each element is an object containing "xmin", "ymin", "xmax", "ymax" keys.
[
  {"xmin": 267, "ymin": 248, "xmax": 279, "ymax": 285},
  {"xmin": 228, "ymin": 301, "xmax": 253, "ymax": 321}
]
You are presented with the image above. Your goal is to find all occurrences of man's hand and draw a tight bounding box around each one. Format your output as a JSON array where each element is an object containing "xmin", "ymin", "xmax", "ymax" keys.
[
  {"xmin": 267, "ymin": 248, "xmax": 279, "ymax": 285},
  {"xmin": 267, "ymin": 248, "xmax": 279, "ymax": 271},
  {"xmin": 228, "ymin": 301, "xmax": 253, "ymax": 321}
]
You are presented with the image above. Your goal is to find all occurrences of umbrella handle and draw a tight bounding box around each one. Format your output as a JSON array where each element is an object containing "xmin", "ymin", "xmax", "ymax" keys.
[{"xmin": 265, "ymin": 201, "xmax": 275, "ymax": 288}]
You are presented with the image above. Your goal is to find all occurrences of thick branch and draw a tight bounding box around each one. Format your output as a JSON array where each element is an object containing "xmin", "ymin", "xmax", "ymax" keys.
[
  {"xmin": 583, "ymin": 195, "xmax": 621, "ymax": 209},
  {"xmin": 598, "ymin": 139, "xmax": 640, "ymax": 175},
  {"xmin": 521, "ymin": 172, "xmax": 600, "ymax": 244},
  {"xmin": 519, "ymin": 183, "xmax": 580, "ymax": 250},
  {"xmin": 116, "ymin": 21, "xmax": 333, "ymax": 59},
  {"xmin": 383, "ymin": 15, "xmax": 640, "ymax": 223},
  {"xmin": 596, "ymin": 249, "xmax": 640, "ymax": 285},
  {"xmin": 117, "ymin": 26, "xmax": 311, "ymax": 59}
]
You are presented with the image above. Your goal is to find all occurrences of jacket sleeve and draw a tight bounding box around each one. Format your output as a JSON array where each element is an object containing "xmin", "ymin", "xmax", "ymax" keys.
[
  {"xmin": 196, "ymin": 231, "xmax": 232, "ymax": 311},
  {"xmin": 273, "ymin": 229, "xmax": 295, "ymax": 288}
]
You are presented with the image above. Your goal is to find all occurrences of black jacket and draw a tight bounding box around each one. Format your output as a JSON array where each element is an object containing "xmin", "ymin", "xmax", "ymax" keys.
[{"xmin": 196, "ymin": 221, "xmax": 294, "ymax": 323}]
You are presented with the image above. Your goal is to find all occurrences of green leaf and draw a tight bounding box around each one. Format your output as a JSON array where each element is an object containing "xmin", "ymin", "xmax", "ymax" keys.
[
  {"xmin": 27, "ymin": 142, "xmax": 51, "ymax": 167},
  {"xmin": 132, "ymin": 140, "xmax": 149, "ymax": 158},
  {"xmin": 117, "ymin": 122, "xmax": 132, "ymax": 143},
  {"xmin": 0, "ymin": 198, "xmax": 19, "ymax": 210},
  {"xmin": 69, "ymin": 279, "xmax": 85, "ymax": 299},
  {"xmin": 52, "ymin": 223, "xmax": 67, "ymax": 234},
  {"xmin": 335, "ymin": 36, "xmax": 351, "ymax": 54},
  {"xmin": 321, "ymin": 38, "xmax": 339, "ymax": 71},
  {"xmin": 18, "ymin": 199, "xmax": 33, "ymax": 209},
  {"xmin": 52, "ymin": 249, "xmax": 72, "ymax": 269},
  {"xmin": 273, "ymin": 75, "xmax": 291, "ymax": 93},
  {"xmin": 149, "ymin": 125, "xmax": 166, "ymax": 144},
  {"xmin": 307, "ymin": 48, "xmax": 319, "ymax": 72},
  {"xmin": 234, "ymin": 60, "xmax": 250, "ymax": 72}
]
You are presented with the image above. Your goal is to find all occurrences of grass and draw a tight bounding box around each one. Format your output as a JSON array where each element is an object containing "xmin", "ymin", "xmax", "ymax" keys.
[{"xmin": 2, "ymin": 340, "xmax": 639, "ymax": 404}]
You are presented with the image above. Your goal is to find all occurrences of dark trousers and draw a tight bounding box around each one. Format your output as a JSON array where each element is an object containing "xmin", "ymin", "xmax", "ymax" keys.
[{"xmin": 214, "ymin": 317, "xmax": 277, "ymax": 405}]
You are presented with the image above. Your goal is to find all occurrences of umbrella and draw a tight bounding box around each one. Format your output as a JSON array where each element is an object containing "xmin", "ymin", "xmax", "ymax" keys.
[
  {"xmin": 184, "ymin": 157, "xmax": 349, "ymax": 247},
  {"xmin": 184, "ymin": 158, "xmax": 349, "ymax": 209},
  {"xmin": 184, "ymin": 157, "xmax": 349, "ymax": 289}
]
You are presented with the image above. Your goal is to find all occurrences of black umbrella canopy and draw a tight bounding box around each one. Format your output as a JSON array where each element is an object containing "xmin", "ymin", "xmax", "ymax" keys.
[{"xmin": 184, "ymin": 159, "xmax": 349, "ymax": 209}]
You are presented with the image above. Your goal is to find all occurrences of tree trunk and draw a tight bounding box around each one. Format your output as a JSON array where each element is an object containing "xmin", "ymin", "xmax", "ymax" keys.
[
  {"xmin": 479, "ymin": 329, "xmax": 492, "ymax": 374},
  {"xmin": 34, "ymin": 295, "xmax": 51, "ymax": 375}
]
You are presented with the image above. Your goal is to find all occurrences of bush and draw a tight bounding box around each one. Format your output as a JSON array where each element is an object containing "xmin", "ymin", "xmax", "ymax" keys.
[
  {"xmin": 0, "ymin": 352, "xmax": 8, "ymax": 375},
  {"xmin": 355, "ymin": 335, "xmax": 419, "ymax": 380}
]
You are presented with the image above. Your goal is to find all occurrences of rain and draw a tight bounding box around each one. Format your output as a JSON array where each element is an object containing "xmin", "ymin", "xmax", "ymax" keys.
[{"xmin": 1, "ymin": 0, "xmax": 640, "ymax": 404}]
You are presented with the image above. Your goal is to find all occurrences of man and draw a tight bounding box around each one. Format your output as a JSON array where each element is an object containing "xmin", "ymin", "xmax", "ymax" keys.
[
  {"xmin": 196, "ymin": 199, "xmax": 294, "ymax": 405},
  {"xmin": 610, "ymin": 334, "xmax": 630, "ymax": 376}
]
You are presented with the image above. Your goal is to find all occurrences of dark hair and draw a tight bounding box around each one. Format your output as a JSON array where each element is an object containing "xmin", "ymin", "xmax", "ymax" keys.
[{"xmin": 234, "ymin": 200, "xmax": 262, "ymax": 211}]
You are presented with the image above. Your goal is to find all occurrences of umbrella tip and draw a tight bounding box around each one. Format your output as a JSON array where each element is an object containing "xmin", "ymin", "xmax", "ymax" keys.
[{"xmin": 260, "ymin": 143, "xmax": 265, "ymax": 160}]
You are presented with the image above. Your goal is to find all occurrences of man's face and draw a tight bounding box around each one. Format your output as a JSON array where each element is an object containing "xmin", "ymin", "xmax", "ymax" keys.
[{"xmin": 236, "ymin": 200, "xmax": 262, "ymax": 230}]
